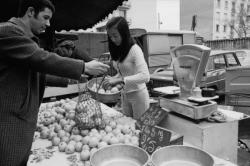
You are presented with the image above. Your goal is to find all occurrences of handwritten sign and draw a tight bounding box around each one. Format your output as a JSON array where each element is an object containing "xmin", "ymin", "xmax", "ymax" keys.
[
  {"xmin": 136, "ymin": 105, "xmax": 168, "ymax": 127},
  {"xmin": 139, "ymin": 124, "xmax": 172, "ymax": 154}
]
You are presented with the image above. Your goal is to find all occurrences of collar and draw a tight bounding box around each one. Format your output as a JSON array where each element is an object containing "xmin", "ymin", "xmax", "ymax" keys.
[{"xmin": 8, "ymin": 17, "xmax": 35, "ymax": 39}]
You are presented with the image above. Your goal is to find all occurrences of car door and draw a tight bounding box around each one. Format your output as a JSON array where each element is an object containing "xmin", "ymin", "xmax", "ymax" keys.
[
  {"xmin": 205, "ymin": 53, "xmax": 226, "ymax": 93},
  {"xmin": 203, "ymin": 56, "xmax": 217, "ymax": 88}
]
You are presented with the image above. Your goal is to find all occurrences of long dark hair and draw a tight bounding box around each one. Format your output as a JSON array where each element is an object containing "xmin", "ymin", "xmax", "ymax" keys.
[{"xmin": 106, "ymin": 17, "xmax": 135, "ymax": 62}]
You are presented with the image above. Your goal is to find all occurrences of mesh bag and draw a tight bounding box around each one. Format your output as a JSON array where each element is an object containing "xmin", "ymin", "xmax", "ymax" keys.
[{"xmin": 75, "ymin": 79, "xmax": 104, "ymax": 130}]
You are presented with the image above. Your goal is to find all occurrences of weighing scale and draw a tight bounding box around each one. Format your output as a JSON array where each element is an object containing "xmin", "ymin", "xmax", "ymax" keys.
[{"xmin": 159, "ymin": 44, "xmax": 217, "ymax": 121}]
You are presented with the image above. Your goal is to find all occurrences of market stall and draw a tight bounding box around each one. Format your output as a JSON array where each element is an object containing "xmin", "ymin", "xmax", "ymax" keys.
[
  {"xmin": 28, "ymin": 98, "xmax": 237, "ymax": 166},
  {"xmin": 1, "ymin": 0, "xmax": 246, "ymax": 162},
  {"xmin": 29, "ymin": 44, "xmax": 248, "ymax": 166}
]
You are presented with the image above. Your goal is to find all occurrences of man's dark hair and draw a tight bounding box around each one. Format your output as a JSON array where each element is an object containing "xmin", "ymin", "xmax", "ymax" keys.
[{"xmin": 18, "ymin": 0, "xmax": 55, "ymax": 17}]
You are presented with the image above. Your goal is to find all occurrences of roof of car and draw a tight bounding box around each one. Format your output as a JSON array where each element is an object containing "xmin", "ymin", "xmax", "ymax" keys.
[
  {"xmin": 234, "ymin": 49, "xmax": 250, "ymax": 53},
  {"xmin": 210, "ymin": 50, "xmax": 235, "ymax": 56},
  {"xmin": 210, "ymin": 49, "xmax": 250, "ymax": 56}
]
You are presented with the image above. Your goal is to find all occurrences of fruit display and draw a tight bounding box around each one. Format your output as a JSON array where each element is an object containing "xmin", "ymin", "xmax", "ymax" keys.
[{"xmin": 35, "ymin": 98, "xmax": 140, "ymax": 165}]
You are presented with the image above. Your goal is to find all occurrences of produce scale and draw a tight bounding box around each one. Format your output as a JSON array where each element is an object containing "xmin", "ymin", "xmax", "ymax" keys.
[{"xmin": 158, "ymin": 44, "xmax": 218, "ymax": 122}]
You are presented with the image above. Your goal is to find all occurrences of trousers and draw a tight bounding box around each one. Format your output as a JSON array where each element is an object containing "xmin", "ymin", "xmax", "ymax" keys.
[{"xmin": 121, "ymin": 87, "xmax": 149, "ymax": 120}]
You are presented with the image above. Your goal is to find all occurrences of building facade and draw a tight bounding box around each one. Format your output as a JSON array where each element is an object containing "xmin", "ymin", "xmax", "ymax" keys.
[
  {"xmin": 180, "ymin": 0, "xmax": 250, "ymax": 40},
  {"xmin": 127, "ymin": 0, "xmax": 180, "ymax": 31},
  {"xmin": 94, "ymin": 0, "xmax": 181, "ymax": 32}
]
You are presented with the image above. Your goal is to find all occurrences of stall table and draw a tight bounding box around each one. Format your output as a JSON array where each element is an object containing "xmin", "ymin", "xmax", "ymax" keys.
[
  {"xmin": 28, "ymin": 103, "xmax": 237, "ymax": 166},
  {"xmin": 159, "ymin": 102, "xmax": 247, "ymax": 164}
]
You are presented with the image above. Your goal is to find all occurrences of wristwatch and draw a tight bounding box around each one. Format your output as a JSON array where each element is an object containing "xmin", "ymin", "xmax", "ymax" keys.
[{"xmin": 80, "ymin": 74, "xmax": 89, "ymax": 82}]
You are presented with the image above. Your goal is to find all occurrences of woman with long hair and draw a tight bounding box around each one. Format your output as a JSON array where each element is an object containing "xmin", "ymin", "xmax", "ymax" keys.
[{"xmin": 103, "ymin": 17, "xmax": 150, "ymax": 120}]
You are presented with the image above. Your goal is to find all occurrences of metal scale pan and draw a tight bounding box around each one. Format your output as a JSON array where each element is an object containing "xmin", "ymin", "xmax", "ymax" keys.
[{"xmin": 151, "ymin": 145, "xmax": 214, "ymax": 166}]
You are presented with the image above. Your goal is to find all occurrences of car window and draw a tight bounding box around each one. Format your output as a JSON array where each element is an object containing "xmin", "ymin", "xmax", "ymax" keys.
[
  {"xmin": 225, "ymin": 53, "xmax": 239, "ymax": 67},
  {"xmin": 206, "ymin": 56, "xmax": 214, "ymax": 71},
  {"xmin": 235, "ymin": 51, "xmax": 247, "ymax": 64},
  {"xmin": 236, "ymin": 50, "xmax": 250, "ymax": 66},
  {"xmin": 214, "ymin": 54, "xmax": 226, "ymax": 69}
]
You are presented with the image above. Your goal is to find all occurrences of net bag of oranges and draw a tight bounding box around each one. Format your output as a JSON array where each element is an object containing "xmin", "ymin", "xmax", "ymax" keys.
[{"xmin": 74, "ymin": 80, "xmax": 104, "ymax": 130}]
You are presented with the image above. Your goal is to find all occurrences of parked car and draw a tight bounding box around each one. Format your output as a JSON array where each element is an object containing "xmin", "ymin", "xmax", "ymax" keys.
[
  {"xmin": 202, "ymin": 50, "xmax": 242, "ymax": 95},
  {"xmin": 150, "ymin": 50, "xmax": 242, "ymax": 96}
]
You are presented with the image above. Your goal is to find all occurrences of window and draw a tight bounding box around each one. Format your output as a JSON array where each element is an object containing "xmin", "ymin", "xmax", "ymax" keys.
[
  {"xmin": 247, "ymin": 16, "xmax": 250, "ymax": 22},
  {"xmin": 224, "ymin": 13, "xmax": 228, "ymax": 21},
  {"xmin": 247, "ymin": 5, "xmax": 250, "ymax": 13},
  {"xmin": 214, "ymin": 54, "xmax": 226, "ymax": 69},
  {"xmin": 225, "ymin": 53, "xmax": 239, "ymax": 67},
  {"xmin": 206, "ymin": 57, "xmax": 214, "ymax": 71},
  {"xmin": 236, "ymin": 51, "xmax": 247, "ymax": 64},
  {"xmin": 223, "ymin": 25, "xmax": 227, "ymax": 32},
  {"xmin": 232, "ymin": 2, "xmax": 236, "ymax": 13},
  {"xmin": 216, "ymin": 12, "xmax": 220, "ymax": 21},
  {"xmin": 225, "ymin": 1, "xmax": 228, "ymax": 10},
  {"xmin": 217, "ymin": 0, "xmax": 221, "ymax": 8},
  {"xmin": 118, "ymin": 10, "xmax": 126, "ymax": 18},
  {"xmin": 240, "ymin": 3, "xmax": 244, "ymax": 10},
  {"xmin": 230, "ymin": 26, "xmax": 234, "ymax": 35},
  {"xmin": 216, "ymin": 24, "xmax": 220, "ymax": 32}
]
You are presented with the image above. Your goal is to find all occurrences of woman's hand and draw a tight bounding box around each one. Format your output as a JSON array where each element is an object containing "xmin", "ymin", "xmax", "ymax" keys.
[{"xmin": 102, "ymin": 77, "xmax": 123, "ymax": 90}]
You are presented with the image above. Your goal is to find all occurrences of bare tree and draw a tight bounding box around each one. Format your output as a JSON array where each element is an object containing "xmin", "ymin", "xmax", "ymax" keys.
[{"xmin": 228, "ymin": 5, "xmax": 249, "ymax": 38}]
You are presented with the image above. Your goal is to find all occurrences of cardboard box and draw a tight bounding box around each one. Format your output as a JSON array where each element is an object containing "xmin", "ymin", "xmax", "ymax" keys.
[{"xmin": 159, "ymin": 112, "xmax": 238, "ymax": 164}]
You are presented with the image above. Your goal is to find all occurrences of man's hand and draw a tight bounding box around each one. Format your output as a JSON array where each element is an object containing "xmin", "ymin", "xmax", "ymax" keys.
[{"xmin": 84, "ymin": 60, "xmax": 110, "ymax": 76}]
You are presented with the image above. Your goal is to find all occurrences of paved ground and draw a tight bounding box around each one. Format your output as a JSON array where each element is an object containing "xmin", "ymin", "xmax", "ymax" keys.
[
  {"xmin": 238, "ymin": 148, "xmax": 250, "ymax": 166},
  {"xmin": 238, "ymin": 117, "xmax": 250, "ymax": 166}
]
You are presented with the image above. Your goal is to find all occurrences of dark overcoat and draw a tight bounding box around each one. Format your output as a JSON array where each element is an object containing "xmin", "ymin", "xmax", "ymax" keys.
[{"xmin": 0, "ymin": 18, "xmax": 84, "ymax": 166}]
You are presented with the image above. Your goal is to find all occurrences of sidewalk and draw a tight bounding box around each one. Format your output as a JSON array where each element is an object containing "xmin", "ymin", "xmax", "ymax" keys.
[{"xmin": 238, "ymin": 148, "xmax": 250, "ymax": 166}]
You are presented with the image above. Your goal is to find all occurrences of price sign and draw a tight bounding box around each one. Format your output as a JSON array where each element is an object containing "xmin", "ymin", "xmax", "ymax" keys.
[
  {"xmin": 136, "ymin": 105, "xmax": 168, "ymax": 128},
  {"xmin": 139, "ymin": 124, "xmax": 172, "ymax": 155}
]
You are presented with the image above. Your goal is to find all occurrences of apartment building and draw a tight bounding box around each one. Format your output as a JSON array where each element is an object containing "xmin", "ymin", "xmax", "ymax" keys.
[
  {"xmin": 94, "ymin": 0, "xmax": 180, "ymax": 32},
  {"xmin": 126, "ymin": 0, "xmax": 180, "ymax": 31},
  {"xmin": 180, "ymin": 0, "xmax": 250, "ymax": 40}
]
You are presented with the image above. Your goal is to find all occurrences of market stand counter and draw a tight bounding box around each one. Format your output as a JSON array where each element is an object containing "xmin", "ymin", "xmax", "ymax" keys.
[
  {"xmin": 29, "ymin": 100, "xmax": 140, "ymax": 166},
  {"xmin": 28, "ymin": 136, "xmax": 237, "ymax": 166},
  {"xmin": 28, "ymin": 101, "xmax": 236, "ymax": 166}
]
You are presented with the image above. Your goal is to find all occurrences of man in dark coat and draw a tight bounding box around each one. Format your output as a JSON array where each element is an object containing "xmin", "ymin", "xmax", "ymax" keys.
[{"xmin": 0, "ymin": 0, "xmax": 109, "ymax": 165}]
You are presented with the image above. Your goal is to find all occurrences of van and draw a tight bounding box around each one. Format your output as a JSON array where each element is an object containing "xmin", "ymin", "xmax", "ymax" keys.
[{"xmin": 130, "ymin": 28, "xmax": 196, "ymax": 73}]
